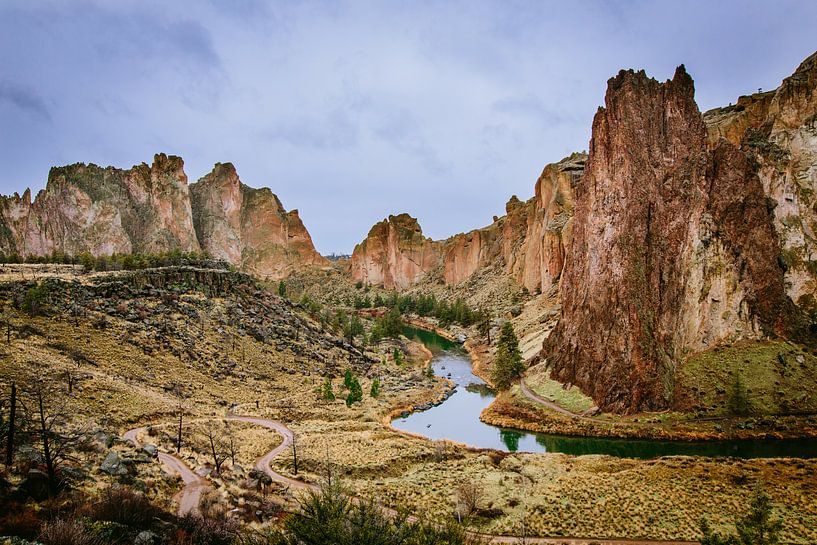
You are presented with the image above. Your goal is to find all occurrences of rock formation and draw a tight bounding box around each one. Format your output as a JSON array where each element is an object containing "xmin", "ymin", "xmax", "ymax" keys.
[
  {"xmin": 0, "ymin": 154, "xmax": 326, "ymax": 279},
  {"xmin": 544, "ymin": 63, "xmax": 813, "ymax": 414},
  {"xmin": 350, "ymin": 214, "xmax": 441, "ymax": 290},
  {"xmin": 190, "ymin": 162, "xmax": 326, "ymax": 280},
  {"xmin": 350, "ymin": 154, "xmax": 585, "ymax": 293},
  {"xmin": 0, "ymin": 154, "xmax": 199, "ymax": 257},
  {"xmin": 704, "ymin": 51, "xmax": 817, "ymax": 318}
]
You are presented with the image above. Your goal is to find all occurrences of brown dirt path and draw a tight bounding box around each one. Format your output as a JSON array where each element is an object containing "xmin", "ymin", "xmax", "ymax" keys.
[{"xmin": 123, "ymin": 426, "xmax": 210, "ymax": 515}]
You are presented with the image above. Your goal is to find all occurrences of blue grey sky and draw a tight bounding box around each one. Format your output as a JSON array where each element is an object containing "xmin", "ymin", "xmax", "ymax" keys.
[{"xmin": 1, "ymin": 1, "xmax": 815, "ymax": 254}]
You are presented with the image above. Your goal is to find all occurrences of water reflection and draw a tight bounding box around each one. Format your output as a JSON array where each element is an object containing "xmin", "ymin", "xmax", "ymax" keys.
[{"xmin": 395, "ymin": 326, "xmax": 817, "ymax": 458}]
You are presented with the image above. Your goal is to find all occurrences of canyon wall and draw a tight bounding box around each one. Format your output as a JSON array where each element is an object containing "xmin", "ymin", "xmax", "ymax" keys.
[
  {"xmin": 544, "ymin": 63, "xmax": 812, "ymax": 414},
  {"xmin": 0, "ymin": 154, "xmax": 326, "ymax": 279},
  {"xmin": 190, "ymin": 162, "xmax": 326, "ymax": 280},
  {"xmin": 350, "ymin": 154, "xmax": 585, "ymax": 293},
  {"xmin": 349, "ymin": 214, "xmax": 441, "ymax": 290}
]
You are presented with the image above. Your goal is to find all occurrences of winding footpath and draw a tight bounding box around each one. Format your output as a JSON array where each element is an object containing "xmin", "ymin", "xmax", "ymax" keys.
[
  {"xmin": 124, "ymin": 414, "xmax": 696, "ymax": 545},
  {"xmin": 123, "ymin": 427, "xmax": 210, "ymax": 515}
]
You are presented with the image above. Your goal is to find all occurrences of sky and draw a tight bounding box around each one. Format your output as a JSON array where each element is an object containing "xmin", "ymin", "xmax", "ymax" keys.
[{"xmin": 1, "ymin": 1, "xmax": 816, "ymax": 254}]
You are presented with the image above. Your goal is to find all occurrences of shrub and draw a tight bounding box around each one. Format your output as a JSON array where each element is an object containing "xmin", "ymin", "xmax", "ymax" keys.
[
  {"xmin": 87, "ymin": 487, "xmax": 166, "ymax": 529},
  {"xmin": 268, "ymin": 481, "xmax": 479, "ymax": 545},
  {"xmin": 39, "ymin": 518, "xmax": 100, "ymax": 545}
]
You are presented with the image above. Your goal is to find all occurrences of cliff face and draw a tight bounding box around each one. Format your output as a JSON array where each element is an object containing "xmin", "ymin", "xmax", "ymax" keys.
[
  {"xmin": 350, "ymin": 214, "xmax": 441, "ymax": 290},
  {"xmin": 0, "ymin": 154, "xmax": 198, "ymax": 257},
  {"xmin": 190, "ymin": 163, "xmax": 326, "ymax": 280},
  {"xmin": 544, "ymin": 64, "xmax": 807, "ymax": 414},
  {"xmin": 704, "ymin": 51, "xmax": 817, "ymax": 317},
  {"xmin": 0, "ymin": 154, "xmax": 326, "ymax": 279},
  {"xmin": 351, "ymin": 155, "xmax": 585, "ymax": 293},
  {"xmin": 441, "ymin": 154, "xmax": 584, "ymax": 293}
]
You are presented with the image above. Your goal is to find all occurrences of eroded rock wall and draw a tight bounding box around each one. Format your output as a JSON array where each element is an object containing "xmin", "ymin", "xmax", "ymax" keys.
[
  {"xmin": 544, "ymin": 65, "xmax": 798, "ymax": 413},
  {"xmin": 0, "ymin": 154, "xmax": 326, "ymax": 280}
]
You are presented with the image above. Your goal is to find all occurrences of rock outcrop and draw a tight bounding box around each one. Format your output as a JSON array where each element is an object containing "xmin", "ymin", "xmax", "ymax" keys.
[
  {"xmin": 190, "ymin": 163, "xmax": 326, "ymax": 280},
  {"xmin": 0, "ymin": 154, "xmax": 326, "ymax": 279},
  {"xmin": 544, "ymin": 63, "xmax": 812, "ymax": 414},
  {"xmin": 704, "ymin": 51, "xmax": 817, "ymax": 318},
  {"xmin": 350, "ymin": 214, "xmax": 441, "ymax": 290},
  {"xmin": 351, "ymin": 154, "xmax": 585, "ymax": 293},
  {"xmin": 0, "ymin": 154, "xmax": 198, "ymax": 257}
]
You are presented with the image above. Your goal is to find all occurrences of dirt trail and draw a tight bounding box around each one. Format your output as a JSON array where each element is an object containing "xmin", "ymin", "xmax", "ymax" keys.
[
  {"xmin": 124, "ymin": 415, "xmax": 697, "ymax": 545},
  {"xmin": 123, "ymin": 427, "xmax": 210, "ymax": 515}
]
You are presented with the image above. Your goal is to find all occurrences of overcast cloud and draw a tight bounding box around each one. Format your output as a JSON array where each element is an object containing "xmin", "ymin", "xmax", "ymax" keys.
[{"xmin": 1, "ymin": 0, "xmax": 815, "ymax": 253}]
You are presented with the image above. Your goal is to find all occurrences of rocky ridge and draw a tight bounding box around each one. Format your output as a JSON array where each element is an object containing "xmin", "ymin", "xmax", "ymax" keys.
[
  {"xmin": 349, "ymin": 153, "xmax": 585, "ymax": 295},
  {"xmin": 0, "ymin": 154, "xmax": 326, "ymax": 280}
]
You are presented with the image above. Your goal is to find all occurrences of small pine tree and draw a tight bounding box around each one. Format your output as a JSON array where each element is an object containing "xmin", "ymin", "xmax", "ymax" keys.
[
  {"xmin": 370, "ymin": 377, "xmax": 381, "ymax": 398},
  {"xmin": 278, "ymin": 280, "xmax": 287, "ymax": 298},
  {"xmin": 343, "ymin": 368, "xmax": 353, "ymax": 390},
  {"xmin": 393, "ymin": 348, "xmax": 402, "ymax": 365},
  {"xmin": 729, "ymin": 372, "xmax": 750, "ymax": 416},
  {"xmin": 322, "ymin": 379, "xmax": 335, "ymax": 401},
  {"xmin": 491, "ymin": 322, "xmax": 524, "ymax": 390},
  {"xmin": 699, "ymin": 484, "xmax": 782, "ymax": 545},
  {"xmin": 477, "ymin": 309, "xmax": 492, "ymax": 344},
  {"xmin": 346, "ymin": 376, "xmax": 363, "ymax": 407}
]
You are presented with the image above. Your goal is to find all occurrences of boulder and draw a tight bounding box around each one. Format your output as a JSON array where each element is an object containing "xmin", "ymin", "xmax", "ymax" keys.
[{"xmin": 100, "ymin": 451, "xmax": 127, "ymax": 476}]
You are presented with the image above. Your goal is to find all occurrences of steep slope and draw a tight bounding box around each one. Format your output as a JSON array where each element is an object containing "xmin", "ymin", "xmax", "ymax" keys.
[
  {"xmin": 189, "ymin": 162, "xmax": 327, "ymax": 280},
  {"xmin": 544, "ymin": 64, "xmax": 808, "ymax": 414},
  {"xmin": 0, "ymin": 154, "xmax": 326, "ymax": 280}
]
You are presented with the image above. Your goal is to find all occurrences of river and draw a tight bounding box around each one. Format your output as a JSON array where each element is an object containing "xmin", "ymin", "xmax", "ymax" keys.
[{"xmin": 391, "ymin": 326, "xmax": 817, "ymax": 458}]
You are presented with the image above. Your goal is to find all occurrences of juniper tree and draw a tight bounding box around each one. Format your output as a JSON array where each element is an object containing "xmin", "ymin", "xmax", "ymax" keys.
[
  {"xmin": 322, "ymin": 379, "xmax": 336, "ymax": 401},
  {"xmin": 370, "ymin": 377, "xmax": 381, "ymax": 398},
  {"xmin": 491, "ymin": 322, "xmax": 524, "ymax": 390},
  {"xmin": 729, "ymin": 372, "xmax": 750, "ymax": 416}
]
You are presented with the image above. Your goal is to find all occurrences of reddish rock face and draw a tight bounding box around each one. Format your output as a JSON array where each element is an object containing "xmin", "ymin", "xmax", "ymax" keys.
[
  {"xmin": 0, "ymin": 153, "xmax": 199, "ymax": 257},
  {"xmin": 705, "ymin": 51, "xmax": 817, "ymax": 319},
  {"xmin": 350, "ymin": 214, "xmax": 441, "ymax": 290},
  {"xmin": 441, "ymin": 155, "xmax": 585, "ymax": 292},
  {"xmin": 544, "ymin": 66, "xmax": 797, "ymax": 414},
  {"xmin": 0, "ymin": 155, "xmax": 326, "ymax": 280},
  {"xmin": 190, "ymin": 163, "xmax": 327, "ymax": 280}
]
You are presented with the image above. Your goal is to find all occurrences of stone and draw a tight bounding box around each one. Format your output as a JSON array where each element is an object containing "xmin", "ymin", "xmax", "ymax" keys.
[
  {"xmin": 19, "ymin": 469, "xmax": 51, "ymax": 501},
  {"xmin": 100, "ymin": 450, "xmax": 127, "ymax": 476},
  {"xmin": 134, "ymin": 531, "xmax": 158, "ymax": 545}
]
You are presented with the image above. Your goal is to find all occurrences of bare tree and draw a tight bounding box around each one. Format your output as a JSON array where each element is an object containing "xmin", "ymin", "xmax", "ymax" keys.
[
  {"xmin": 456, "ymin": 479, "xmax": 485, "ymax": 520},
  {"xmin": 291, "ymin": 433, "xmax": 298, "ymax": 475},
  {"xmin": 204, "ymin": 421, "xmax": 229, "ymax": 475},
  {"xmin": 225, "ymin": 422, "xmax": 238, "ymax": 467},
  {"xmin": 170, "ymin": 385, "xmax": 187, "ymax": 453},
  {"xmin": 4, "ymin": 382, "xmax": 16, "ymax": 466},
  {"xmin": 25, "ymin": 379, "xmax": 86, "ymax": 492}
]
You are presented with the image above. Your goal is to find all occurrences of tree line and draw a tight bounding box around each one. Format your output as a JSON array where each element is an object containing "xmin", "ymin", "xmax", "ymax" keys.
[
  {"xmin": 0, "ymin": 249, "xmax": 225, "ymax": 272},
  {"xmin": 353, "ymin": 292, "xmax": 481, "ymax": 328}
]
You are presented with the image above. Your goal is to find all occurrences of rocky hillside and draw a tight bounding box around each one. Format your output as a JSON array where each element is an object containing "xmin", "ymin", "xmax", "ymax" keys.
[
  {"xmin": 0, "ymin": 154, "xmax": 326, "ymax": 280},
  {"xmin": 544, "ymin": 59, "xmax": 816, "ymax": 414}
]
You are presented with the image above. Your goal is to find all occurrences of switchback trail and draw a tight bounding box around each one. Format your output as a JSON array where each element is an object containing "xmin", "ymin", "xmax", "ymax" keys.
[
  {"xmin": 123, "ymin": 426, "xmax": 210, "ymax": 515},
  {"xmin": 125, "ymin": 415, "xmax": 697, "ymax": 545}
]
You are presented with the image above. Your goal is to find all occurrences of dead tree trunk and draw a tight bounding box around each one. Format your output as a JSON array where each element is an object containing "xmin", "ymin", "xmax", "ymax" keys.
[{"xmin": 5, "ymin": 383, "xmax": 15, "ymax": 466}]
